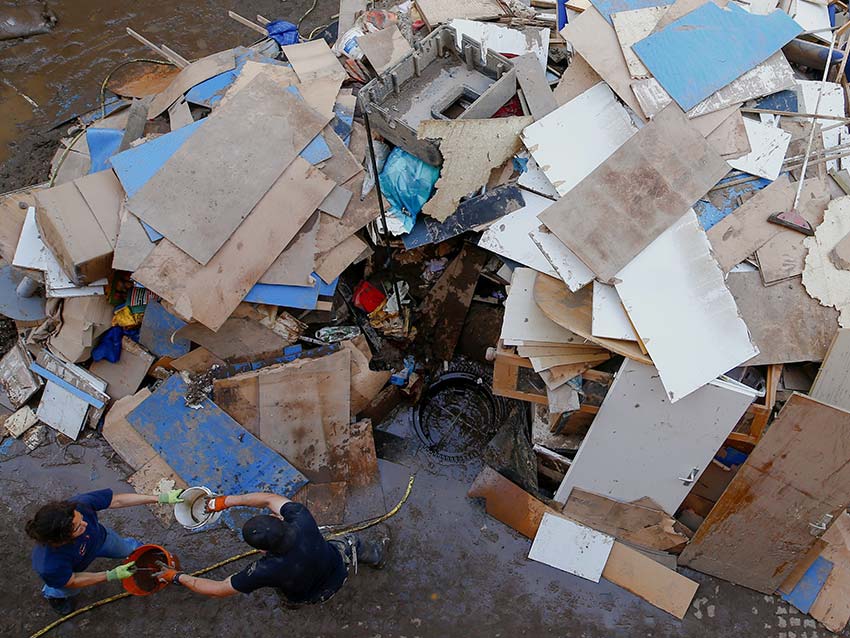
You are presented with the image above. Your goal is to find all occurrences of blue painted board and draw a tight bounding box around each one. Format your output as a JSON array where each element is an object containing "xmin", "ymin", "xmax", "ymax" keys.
[
  {"xmin": 110, "ymin": 120, "xmax": 204, "ymax": 197},
  {"xmin": 244, "ymin": 273, "xmax": 339, "ymax": 307},
  {"xmin": 138, "ymin": 300, "xmax": 191, "ymax": 358},
  {"xmin": 285, "ymin": 86, "xmax": 332, "ymax": 164},
  {"xmin": 185, "ymin": 47, "xmax": 286, "ymax": 109},
  {"xmin": 694, "ymin": 174, "xmax": 772, "ymax": 230},
  {"xmin": 633, "ymin": 3, "xmax": 802, "ymax": 110},
  {"xmin": 590, "ymin": 0, "xmax": 673, "ymax": 25},
  {"xmin": 782, "ymin": 556, "xmax": 833, "ymax": 614},
  {"xmin": 126, "ymin": 374, "xmax": 308, "ymax": 501},
  {"xmin": 29, "ymin": 363, "xmax": 105, "ymax": 408},
  {"xmin": 86, "ymin": 128, "xmax": 124, "ymax": 174},
  {"xmin": 755, "ymin": 89, "xmax": 798, "ymax": 113}
]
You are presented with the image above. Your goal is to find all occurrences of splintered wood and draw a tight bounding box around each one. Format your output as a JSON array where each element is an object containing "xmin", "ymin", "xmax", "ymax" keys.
[
  {"xmin": 804, "ymin": 196, "xmax": 850, "ymax": 327},
  {"xmin": 419, "ymin": 117, "xmax": 532, "ymax": 222}
]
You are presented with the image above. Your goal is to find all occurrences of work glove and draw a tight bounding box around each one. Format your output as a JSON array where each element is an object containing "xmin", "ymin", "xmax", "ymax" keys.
[
  {"xmin": 205, "ymin": 496, "xmax": 229, "ymax": 512},
  {"xmin": 157, "ymin": 489, "xmax": 184, "ymax": 505},
  {"xmin": 106, "ymin": 561, "xmax": 136, "ymax": 582},
  {"xmin": 153, "ymin": 566, "xmax": 183, "ymax": 585}
]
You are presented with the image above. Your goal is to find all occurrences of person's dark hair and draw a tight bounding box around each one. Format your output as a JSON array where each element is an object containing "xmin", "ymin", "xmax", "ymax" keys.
[
  {"xmin": 25, "ymin": 501, "xmax": 78, "ymax": 545},
  {"xmin": 242, "ymin": 515, "xmax": 297, "ymax": 555}
]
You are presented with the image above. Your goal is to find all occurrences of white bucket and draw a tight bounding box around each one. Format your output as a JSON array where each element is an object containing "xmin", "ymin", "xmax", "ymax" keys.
[{"xmin": 174, "ymin": 486, "xmax": 222, "ymax": 530}]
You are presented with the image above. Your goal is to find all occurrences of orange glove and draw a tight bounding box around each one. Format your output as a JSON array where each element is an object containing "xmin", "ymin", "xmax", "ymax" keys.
[
  {"xmin": 205, "ymin": 496, "xmax": 229, "ymax": 512},
  {"xmin": 153, "ymin": 566, "xmax": 183, "ymax": 585}
]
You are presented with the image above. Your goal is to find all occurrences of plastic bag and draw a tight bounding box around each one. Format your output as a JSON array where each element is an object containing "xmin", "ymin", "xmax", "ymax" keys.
[
  {"xmin": 266, "ymin": 21, "xmax": 299, "ymax": 47},
  {"xmin": 378, "ymin": 147, "xmax": 440, "ymax": 235}
]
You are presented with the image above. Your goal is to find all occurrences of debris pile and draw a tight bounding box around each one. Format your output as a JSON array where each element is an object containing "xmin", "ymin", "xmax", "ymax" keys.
[{"xmin": 3, "ymin": 0, "xmax": 850, "ymax": 629}]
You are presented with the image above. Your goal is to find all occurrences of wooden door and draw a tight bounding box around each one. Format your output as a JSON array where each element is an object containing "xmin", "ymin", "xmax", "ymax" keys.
[{"xmin": 680, "ymin": 393, "xmax": 850, "ymax": 593}]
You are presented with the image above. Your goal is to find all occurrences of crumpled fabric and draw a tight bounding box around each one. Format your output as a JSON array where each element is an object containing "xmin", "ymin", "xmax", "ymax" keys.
[
  {"xmin": 266, "ymin": 21, "xmax": 299, "ymax": 46},
  {"xmin": 92, "ymin": 326, "xmax": 123, "ymax": 363},
  {"xmin": 378, "ymin": 147, "xmax": 439, "ymax": 235}
]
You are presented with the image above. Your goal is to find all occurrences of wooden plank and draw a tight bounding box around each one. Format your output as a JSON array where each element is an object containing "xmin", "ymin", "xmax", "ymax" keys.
[
  {"xmin": 332, "ymin": 418, "xmax": 379, "ymax": 488},
  {"xmin": 522, "ymin": 82, "xmax": 637, "ymax": 199},
  {"xmin": 257, "ymin": 212, "xmax": 321, "ymax": 287},
  {"xmin": 532, "ymin": 272, "xmax": 652, "ymax": 364},
  {"xmin": 468, "ymin": 466, "xmax": 562, "ymax": 539},
  {"xmin": 529, "ymin": 512, "xmax": 615, "ymax": 582},
  {"xmin": 554, "ymin": 358, "xmax": 755, "ymax": 514},
  {"xmin": 602, "ymin": 541, "xmax": 699, "ymax": 619},
  {"xmin": 615, "ymin": 211, "xmax": 758, "ymax": 402},
  {"xmin": 727, "ymin": 271, "xmax": 838, "ymax": 365},
  {"xmin": 811, "ymin": 328, "xmax": 850, "ymax": 409},
  {"xmin": 129, "ymin": 73, "xmax": 331, "ymax": 265},
  {"xmin": 147, "ymin": 49, "xmax": 236, "ymax": 118},
  {"xmin": 419, "ymin": 117, "xmax": 531, "ymax": 222},
  {"xmin": 708, "ymin": 175, "xmax": 828, "ymax": 273},
  {"xmin": 514, "ymin": 53, "xmax": 557, "ymax": 121},
  {"xmin": 810, "ymin": 513, "xmax": 850, "ymax": 632},
  {"xmin": 538, "ymin": 104, "xmax": 728, "ymax": 283},
  {"xmin": 501, "ymin": 268, "xmax": 586, "ymax": 347},
  {"xmin": 705, "ymin": 109, "xmax": 751, "ymax": 159},
  {"xmin": 281, "ymin": 39, "xmax": 347, "ymax": 83},
  {"xmin": 112, "ymin": 205, "xmax": 155, "ymax": 272},
  {"xmin": 315, "ymin": 170, "xmax": 379, "ymax": 253},
  {"xmin": 680, "ymin": 393, "xmax": 850, "ymax": 593},
  {"xmin": 89, "ymin": 338, "xmax": 154, "ymax": 401},
  {"xmin": 562, "ymin": 489, "xmax": 689, "ymax": 552},
  {"xmin": 101, "ymin": 389, "xmax": 155, "ymax": 469},
  {"xmin": 530, "ymin": 353, "xmax": 609, "ymax": 372},
  {"xmin": 171, "ymin": 347, "xmax": 225, "ymax": 374},
  {"xmin": 133, "ymin": 159, "xmax": 333, "ymax": 330},
  {"xmin": 552, "ymin": 53, "xmax": 601, "ymax": 106},
  {"xmin": 560, "ymin": 6, "xmax": 647, "ymax": 118}
]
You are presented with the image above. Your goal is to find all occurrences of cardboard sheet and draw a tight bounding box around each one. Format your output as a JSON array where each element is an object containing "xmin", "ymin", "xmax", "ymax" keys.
[
  {"xmin": 128, "ymin": 73, "xmax": 331, "ymax": 265},
  {"xmin": 281, "ymin": 39, "xmax": 347, "ymax": 83},
  {"xmin": 615, "ymin": 211, "xmax": 758, "ymax": 402},
  {"xmin": 538, "ymin": 104, "xmax": 728, "ymax": 283}
]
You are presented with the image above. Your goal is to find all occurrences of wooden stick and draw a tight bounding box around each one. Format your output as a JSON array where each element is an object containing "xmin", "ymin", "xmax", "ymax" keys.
[
  {"xmin": 740, "ymin": 107, "xmax": 850, "ymax": 123},
  {"xmin": 160, "ymin": 45, "xmax": 189, "ymax": 67},
  {"xmin": 126, "ymin": 28, "xmax": 175, "ymax": 64},
  {"xmin": 256, "ymin": 14, "xmax": 271, "ymax": 25},
  {"xmin": 227, "ymin": 10, "xmax": 267, "ymax": 35}
]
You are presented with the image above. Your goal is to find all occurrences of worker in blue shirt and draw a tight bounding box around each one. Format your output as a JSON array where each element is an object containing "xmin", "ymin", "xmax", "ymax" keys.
[{"xmin": 26, "ymin": 487, "xmax": 184, "ymax": 615}]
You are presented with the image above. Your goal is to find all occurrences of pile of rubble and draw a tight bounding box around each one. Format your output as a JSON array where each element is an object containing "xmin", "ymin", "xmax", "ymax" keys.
[{"xmin": 3, "ymin": 0, "xmax": 850, "ymax": 629}]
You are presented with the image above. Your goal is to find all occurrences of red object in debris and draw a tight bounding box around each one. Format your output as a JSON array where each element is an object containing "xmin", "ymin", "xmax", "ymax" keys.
[
  {"xmin": 352, "ymin": 281, "xmax": 386, "ymax": 313},
  {"xmin": 493, "ymin": 95, "xmax": 524, "ymax": 118},
  {"xmin": 123, "ymin": 544, "xmax": 181, "ymax": 596},
  {"xmin": 412, "ymin": 19, "xmax": 426, "ymax": 31}
]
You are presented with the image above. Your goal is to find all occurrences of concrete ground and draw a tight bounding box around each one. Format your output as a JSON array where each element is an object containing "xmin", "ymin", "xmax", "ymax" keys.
[{"xmin": 2, "ymin": 407, "xmax": 841, "ymax": 638}]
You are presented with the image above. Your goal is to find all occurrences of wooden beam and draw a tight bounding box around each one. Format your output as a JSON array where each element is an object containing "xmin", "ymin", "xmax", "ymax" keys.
[{"xmin": 228, "ymin": 10, "xmax": 268, "ymax": 35}]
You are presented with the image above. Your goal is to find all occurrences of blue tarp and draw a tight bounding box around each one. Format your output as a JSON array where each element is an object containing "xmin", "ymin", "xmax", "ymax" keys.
[{"xmin": 633, "ymin": 3, "xmax": 802, "ymax": 111}]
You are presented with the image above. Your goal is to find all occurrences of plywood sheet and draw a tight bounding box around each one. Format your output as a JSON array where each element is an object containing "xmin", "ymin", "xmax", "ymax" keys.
[
  {"xmin": 101, "ymin": 389, "xmax": 156, "ymax": 469},
  {"xmin": 615, "ymin": 211, "xmax": 758, "ymax": 401},
  {"xmin": 708, "ymin": 175, "xmax": 827, "ymax": 273},
  {"xmin": 357, "ymin": 24, "xmax": 412, "ymax": 74},
  {"xmin": 174, "ymin": 308, "xmax": 288, "ymax": 361},
  {"xmin": 610, "ymin": 6, "xmax": 666, "ymax": 78},
  {"xmin": 315, "ymin": 234, "xmax": 370, "ymax": 285},
  {"xmin": 212, "ymin": 375, "xmax": 260, "ymax": 436},
  {"xmin": 727, "ymin": 271, "xmax": 838, "ymax": 365},
  {"xmin": 89, "ymin": 338, "xmax": 154, "ymax": 401},
  {"xmin": 258, "ymin": 212, "xmax": 320, "ymax": 287},
  {"xmin": 553, "ymin": 53, "xmax": 601, "ymax": 106},
  {"xmin": 810, "ymin": 328, "xmax": 850, "ymax": 410},
  {"xmin": 705, "ymin": 109, "xmax": 751, "ymax": 159},
  {"xmin": 522, "ymin": 83, "xmax": 637, "ymax": 198},
  {"xmin": 315, "ymin": 171, "xmax": 379, "ymax": 253},
  {"xmin": 529, "ymin": 512, "xmax": 615, "ymax": 582},
  {"xmin": 171, "ymin": 347, "xmax": 225, "ymax": 374},
  {"xmin": 554, "ymin": 358, "xmax": 755, "ymax": 514},
  {"xmin": 603, "ymin": 541, "xmax": 699, "ymax": 619},
  {"xmin": 563, "ymin": 489, "xmax": 689, "ymax": 552},
  {"xmin": 415, "ymin": 0, "xmax": 503, "ymax": 26},
  {"xmin": 681, "ymin": 393, "xmax": 850, "ymax": 592},
  {"xmin": 539, "ymin": 104, "xmax": 728, "ymax": 283},
  {"xmin": 148, "ymin": 50, "xmax": 237, "ymax": 118},
  {"xmin": 133, "ymin": 159, "xmax": 333, "ymax": 330},
  {"xmin": 112, "ymin": 206, "xmax": 155, "ymax": 272},
  {"xmin": 281, "ymin": 39, "xmax": 346, "ymax": 83},
  {"xmin": 533, "ymin": 272, "xmax": 652, "ymax": 363},
  {"xmin": 514, "ymin": 53, "xmax": 557, "ymax": 121},
  {"xmin": 477, "ymin": 189, "xmax": 558, "ymax": 276},
  {"xmin": 419, "ymin": 117, "xmax": 532, "ymax": 222},
  {"xmin": 502, "ymin": 268, "xmax": 586, "ymax": 346},
  {"xmin": 128, "ymin": 73, "xmax": 331, "ymax": 265},
  {"xmin": 560, "ymin": 7, "xmax": 646, "ymax": 117},
  {"xmin": 804, "ymin": 197, "xmax": 850, "ymax": 327},
  {"xmin": 591, "ymin": 282, "xmax": 637, "ymax": 342},
  {"xmin": 468, "ymin": 466, "xmax": 562, "ymax": 539}
]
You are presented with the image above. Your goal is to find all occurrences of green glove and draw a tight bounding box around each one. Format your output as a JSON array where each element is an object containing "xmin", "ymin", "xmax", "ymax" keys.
[
  {"xmin": 106, "ymin": 561, "xmax": 136, "ymax": 582},
  {"xmin": 157, "ymin": 489, "xmax": 184, "ymax": 505}
]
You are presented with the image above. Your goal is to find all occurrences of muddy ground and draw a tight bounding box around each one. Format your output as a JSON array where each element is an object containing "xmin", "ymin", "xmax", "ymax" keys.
[
  {"xmin": 0, "ymin": 409, "xmax": 840, "ymax": 638},
  {"xmin": 0, "ymin": 0, "xmax": 335, "ymax": 191}
]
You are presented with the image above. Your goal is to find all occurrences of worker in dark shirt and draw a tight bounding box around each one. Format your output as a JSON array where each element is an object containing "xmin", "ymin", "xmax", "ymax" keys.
[
  {"xmin": 153, "ymin": 491, "xmax": 389, "ymax": 604},
  {"xmin": 26, "ymin": 487, "xmax": 184, "ymax": 615}
]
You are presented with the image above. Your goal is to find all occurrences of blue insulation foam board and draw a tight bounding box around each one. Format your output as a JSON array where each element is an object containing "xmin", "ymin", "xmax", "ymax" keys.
[
  {"xmin": 590, "ymin": 0, "xmax": 673, "ymax": 25},
  {"xmin": 138, "ymin": 300, "xmax": 191, "ymax": 358},
  {"xmin": 185, "ymin": 48, "xmax": 286, "ymax": 109},
  {"xmin": 781, "ymin": 556, "xmax": 833, "ymax": 614},
  {"xmin": 632, "ymin": 3, "xmax": 802, "ymax": 111},
  {"xmin": 244, "ymin": 274, "xmax": 339, "ymax": 307},
  {"xmin": 694, "ymin": 174, "xmax": 772, "ymax": 230},
  {"xmin": 86, "ymin": 128, "xmax": 124, "ymax": 174},
  {"xmin": 126, "ymin": 375, "xmax": 308, "ymax": 505}
]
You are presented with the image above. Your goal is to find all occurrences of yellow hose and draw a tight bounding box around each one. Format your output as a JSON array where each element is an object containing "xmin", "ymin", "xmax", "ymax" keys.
[{"xmin": 29, "ymin": 475, "xmax": 415, "ymax": 638}]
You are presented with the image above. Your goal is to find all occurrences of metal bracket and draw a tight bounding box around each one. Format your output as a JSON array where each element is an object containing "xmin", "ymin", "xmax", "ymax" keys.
[
  {"xmin": 809, "ymin": 513, "xmax": 834, "ymax": 535},
  {"xmin": 678, "ymin": 468, "xmax": 699, "ymax": 486}
]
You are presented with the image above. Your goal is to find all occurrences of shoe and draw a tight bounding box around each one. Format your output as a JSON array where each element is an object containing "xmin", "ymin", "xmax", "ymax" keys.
[
  {"xmin": 46, "ymin": 596, "xmax": 76, "ymax": 616},
  {"xmin": 372, "ymin": 534, "xmax": 391, "ymax": 570}
]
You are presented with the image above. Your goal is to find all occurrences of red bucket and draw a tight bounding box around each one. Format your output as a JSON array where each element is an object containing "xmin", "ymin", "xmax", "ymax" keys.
[{"xmin": 122, "ymin": 544, "xmax": 181, "ymax": 596}]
